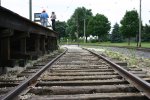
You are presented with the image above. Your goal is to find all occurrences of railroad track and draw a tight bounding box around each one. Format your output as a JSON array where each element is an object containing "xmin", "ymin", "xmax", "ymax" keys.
[
  {"xmin": 0, "ymin": 50, "xmax": 64, "ymax": 99},
  {"xmin": 0, "ymin": 46, "xmax": 150, "ymax": 100}
]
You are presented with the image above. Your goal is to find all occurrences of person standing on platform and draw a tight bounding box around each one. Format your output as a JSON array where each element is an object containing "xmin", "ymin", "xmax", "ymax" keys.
[
  {"xmin": 40, "ymin": 10, "xmax": 49, "ymax": 27},
  {"xmin": 50, "ymin": 12, "xmax": 56, "ymax": 30}
]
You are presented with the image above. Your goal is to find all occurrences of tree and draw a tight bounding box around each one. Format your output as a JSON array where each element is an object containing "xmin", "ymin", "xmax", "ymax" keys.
[
  {"xmin": 55, "ymin": 21, "xmax": 67, "ymax": 42},
  {"xmin": 66, "ymin": 18, "xmax": 77, "ymax": 41},
  {"xmin": 87, "ymin": 16, "xmax": 94, "ymax": 37},
  {"xmin": 142, "ymin": 24, "xmax": 150, "ymax": 42},
  {"xmin": 120, "ymin": 10, "xmax": 139, "ymax": 45},
  {"xmin": 66, "ymin": 7, "xmax": 93, "ymax": 42},
  {"xmin": 111, "ymin": 23, "xmax": 123, "ymax": 43},
  {"xmin": 87, "ymin": 14, "xmax": 111, "ymax": 41}
]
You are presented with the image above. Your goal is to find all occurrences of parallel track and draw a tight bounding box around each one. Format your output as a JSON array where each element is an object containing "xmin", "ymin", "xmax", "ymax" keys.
[{"xmin": 1, "ymin": 46, "xmax": 150, "ymax": 100}]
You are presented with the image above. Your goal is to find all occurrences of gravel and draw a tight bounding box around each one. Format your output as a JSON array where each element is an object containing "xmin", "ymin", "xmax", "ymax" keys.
[
  {"xmin": 83, "ymin": 46, "xmax": 150, "ymax": 75},
  {"xmin": 99, "ymin": 47, "xmax": 150, "ymax": 59}
]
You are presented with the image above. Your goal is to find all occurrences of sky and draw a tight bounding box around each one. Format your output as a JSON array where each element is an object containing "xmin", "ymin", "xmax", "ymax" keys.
[{"xmin": 1, "ymin": 0, "xmax": 150, "ymax": 27}]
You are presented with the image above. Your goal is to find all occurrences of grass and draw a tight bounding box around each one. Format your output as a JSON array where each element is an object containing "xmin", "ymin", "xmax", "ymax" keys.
[
  {"xmin": 59, "ymin": 42, "xmax": 150, "ymax": 48},
  {"xmin": 94, "ymin": 42, "xmax": 150, "ymax": 48}
]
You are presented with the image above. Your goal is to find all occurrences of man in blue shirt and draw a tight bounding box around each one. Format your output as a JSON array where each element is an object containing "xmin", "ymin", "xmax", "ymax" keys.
[{"xmin": 40, "ymin": 10, "xmax": 49, "ymax": 27}]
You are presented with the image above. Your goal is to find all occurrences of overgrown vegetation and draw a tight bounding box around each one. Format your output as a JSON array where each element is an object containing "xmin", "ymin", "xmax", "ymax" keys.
[{"xmin": 104, "ymin": 50, "xmax": 150, "ymax": 69}]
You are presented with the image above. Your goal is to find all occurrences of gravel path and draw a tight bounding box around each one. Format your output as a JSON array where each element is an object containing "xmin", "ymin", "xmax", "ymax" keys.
[
  {"xmin": 62, "ymin": 45, "xmax": 150, "ymax": 59},
  {"xmin": 98, "ymin": 47, "xmax": 150, "ymax": 59}
]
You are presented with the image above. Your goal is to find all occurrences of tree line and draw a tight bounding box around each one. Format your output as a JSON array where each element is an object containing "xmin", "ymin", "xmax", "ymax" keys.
[{"xmin": 55, "ymin": 7, "xmax": 150, "ymax": 45}]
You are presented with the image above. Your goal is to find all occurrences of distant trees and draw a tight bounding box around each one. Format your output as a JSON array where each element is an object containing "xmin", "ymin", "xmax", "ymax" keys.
[
  {"xmin": 120, "ymin": 10, "xmax": 139, "ymax": 45},
  {"xmin": 55, "ymin": 21, "xmax": 68, "ymax": 42},
  {"xmin": 87, "ymin": 14, "xmax": 111, "ymax": 42},
  {"xmin": 66, "ymin": 7, "xmax": 93, "ymax": 41},
  {"xmin": 55, "ymin": 7, "xmax": 150, "ymax": 44},
  {"xmin": 142, "ymin": 24, "xmax": 150, "ymax": 42},
  {"xmin": 65, "ymin": 7, "xmax": 110, "ymax": 42},
  {"xmin": 110, "ymin": 23, "xmax": 123, "ymax": 43}
]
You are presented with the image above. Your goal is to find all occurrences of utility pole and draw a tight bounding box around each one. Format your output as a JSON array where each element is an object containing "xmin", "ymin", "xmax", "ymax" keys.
[
  {"xmin": 0, "ymin": 0, "xmax": 1, "ymax": 6},
  {"xmin": 77, "ymin": 18, "xmax": 79, "ymax": 46},
  {"xmin": 138, "ymin": 0, "xmax": 142, "ymax": 47},
  {"xmin": 76, "ymin": 12, "xmax": 79, "ymax": 46},
  {"xmin": 84, "ymin": 19, "xmax": 86, "ymax": 43},
  {"xmin": 29, "ymin": 0, "xmax": 32, "ymax": 21}
]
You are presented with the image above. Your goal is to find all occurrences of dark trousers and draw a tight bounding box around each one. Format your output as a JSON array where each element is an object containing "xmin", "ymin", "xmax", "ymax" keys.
[{"xmin": 52, "ymin": 19, "xmax": 55, "ymax": 31}]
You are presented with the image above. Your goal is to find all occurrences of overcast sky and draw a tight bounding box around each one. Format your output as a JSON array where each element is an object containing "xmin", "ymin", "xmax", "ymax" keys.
[{"xmin": 1, "ymin": 0, "xmax": 150, "ymax": 27}]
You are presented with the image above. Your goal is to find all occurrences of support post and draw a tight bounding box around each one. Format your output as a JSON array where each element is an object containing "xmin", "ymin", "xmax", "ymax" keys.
[
  {"xmin": 40, "ymin": 36, "xmax": 46, "ymax": 54},
  {"xmin": 34, "ymin": 35, "xmax": 41, "ymax": 57},
  {"xmin": 54, "ymin": 37, "xmax": 58, "ymax": 50},
  {"xmin": 1, "ymin": 37, "xmax": 10, "ymax": 65},
  {"xmin": 29, "ymin": 0, "xmax": 32, "ymax": 21},
  {"xmin": 20, "ymin": 38, "xmax": 27, "ymax": 54},
  {"xmin": 47, "ymin": 37, "xmax": 50, "ymax": 51}
]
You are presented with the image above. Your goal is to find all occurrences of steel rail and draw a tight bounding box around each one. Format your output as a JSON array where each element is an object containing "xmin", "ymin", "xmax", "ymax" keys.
[
  {"xmin": 83, "ymin": 47, "xmax": 150, "ymax": 99},
  {"xmin": 1, "ymin": 48, "xmax": 68, "ymax": 100}
]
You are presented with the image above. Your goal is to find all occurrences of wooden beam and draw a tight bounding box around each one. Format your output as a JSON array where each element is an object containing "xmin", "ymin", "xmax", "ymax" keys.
[
  {"xmin": 1, "ymin": 37, "xmax": 10, "ymax": 64},
  {"xmin": 20, "ymin": 38, "xmax": 26, "ymax": 54},
  {"xmin": 34, "ymin": 35, "xmax": 41, "ymax": 57},
  {"xmin": 12, "ymin": 32, "xmax": 30, "ymax": 40},
  {"xmin": 0, "ymin": 29, "xmax": 13, "ymax": 38},
  {"xmin": 40, "ymin": 36, "xmax": 46, "ymax": 54}
]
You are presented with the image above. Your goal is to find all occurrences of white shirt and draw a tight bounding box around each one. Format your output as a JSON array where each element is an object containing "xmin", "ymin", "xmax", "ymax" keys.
[{"xmin": 51, "ymin": 14, "xmax": 56, "ymax": 20}]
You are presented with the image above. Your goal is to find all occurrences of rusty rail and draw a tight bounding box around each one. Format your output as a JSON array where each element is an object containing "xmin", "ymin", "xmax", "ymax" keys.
[
  {"xmin": 83, "ymin": 47, "xmax": 150, "ymax": 99},
  {"xmin": 1, "ymin": 48, "xmax": 67, "ymax": 100}
]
